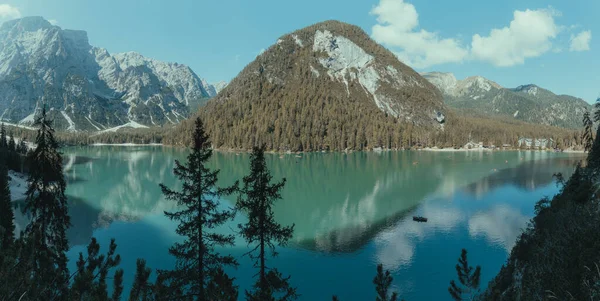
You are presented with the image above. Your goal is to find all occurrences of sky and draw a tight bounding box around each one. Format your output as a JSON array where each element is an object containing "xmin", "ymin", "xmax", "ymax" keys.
[{"xmin": 1, "ymin": 0, "xmax": 598, "ymax": 102}]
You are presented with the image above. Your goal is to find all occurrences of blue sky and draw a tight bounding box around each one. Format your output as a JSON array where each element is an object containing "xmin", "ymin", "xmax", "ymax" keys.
[{"xmin": 2, "ymin": 0, "xmax": 598, "ymax": 102}]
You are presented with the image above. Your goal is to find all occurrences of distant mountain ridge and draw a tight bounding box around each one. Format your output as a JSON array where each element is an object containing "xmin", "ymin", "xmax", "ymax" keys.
[
  {"xmin": 167, "ymin": 20, "xmax": 447, "ymax": 150},
  {"xmin": 0, "ymin": 16, "xmax": 222, "ymax": 131},
  {"xmin": 422, "ymin": 72, "xmax": 590, "ymax": 129}
]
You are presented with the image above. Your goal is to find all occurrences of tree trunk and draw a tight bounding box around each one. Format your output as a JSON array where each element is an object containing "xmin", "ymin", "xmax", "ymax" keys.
[{"xmin": 198, "ymin": 192, "xmax": 205, "ymax": 300}]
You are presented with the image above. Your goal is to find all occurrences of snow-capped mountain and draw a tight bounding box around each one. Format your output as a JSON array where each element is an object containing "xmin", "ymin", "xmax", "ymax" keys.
[
  {"xmin": 167, "ymin": 20, "xmax": 446, "ymax": 149},
  {"xmin": 0, "ymin": 16, "xmax": 214, "ymax": 131},
  {"xmin": 211, "ymin": 81, "xmax": 228, "ymax": 95},
  {"xmin": 202, "ymin": 80, "xmax": 228, "ymax": 97},
  {"xmin": 422, "ymin": 72, "xmax": 590, "ymax": 129}
]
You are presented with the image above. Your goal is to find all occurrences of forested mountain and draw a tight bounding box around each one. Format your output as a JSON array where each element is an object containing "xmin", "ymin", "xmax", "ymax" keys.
[
  {"xmin": 0, "ymin": 17, "xmax": 223, "ymax": 132},
  {"xmin": 164, "ymin": 21, "xmax": 583, "ymax": 151},
  {"xmin": 166, "ymin": 20, "xmax": 449, "ymax": 151},
  {"xmin": 422, "ymin": 72, "xmax": 591, "ymax": 129}
]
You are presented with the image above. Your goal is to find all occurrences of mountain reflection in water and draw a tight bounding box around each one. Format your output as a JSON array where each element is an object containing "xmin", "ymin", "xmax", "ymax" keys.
[
  {"xmin": 463, "ymin": 156, "xmax": 582, "ymax": 198},
  {"xmin": 299, "ymin": 155, "xmax": 582, "ymax": 255}
]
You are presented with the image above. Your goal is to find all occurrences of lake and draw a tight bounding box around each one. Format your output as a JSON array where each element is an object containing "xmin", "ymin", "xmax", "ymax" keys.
[{"xmin": 15, "ymin": 146, "xmax": 585, "ymax": 300}]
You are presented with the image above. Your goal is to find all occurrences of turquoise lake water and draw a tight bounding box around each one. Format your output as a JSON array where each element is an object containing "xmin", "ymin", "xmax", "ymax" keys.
[{"xmin": 13, "ymin": 147, "xmax": 585, "ymax": 300}]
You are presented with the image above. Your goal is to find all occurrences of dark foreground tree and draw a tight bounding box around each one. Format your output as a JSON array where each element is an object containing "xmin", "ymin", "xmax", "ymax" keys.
[
  {"xmin": 237, "ymin": 145, "xmax": 297, "ymax": 301},
  {"xmin": 374, "ymin": 264, "xmax": 399, "ymax": 301},
  {"xmin": 70, "ymin": 238, "xmax": 123, "ymax": 301},
  {"xmin": 332, "ymin": 264, "xmax": 404, "ymax": 301},
  {"xmin": 0, "ymin": 152, "xmax": 14, "ymax": 250},
  {"xmin": 159, "ymin": 117, "xmax": 238, "ymax": 300},
  {"xmin": 448, "ymin": 249, "xmax": 481, "ymax": 301},
  {"xmin": 23, "ymin": 106, "xmax": 71, "ymax": 299},
  {"xmin": 583, "ymin": 110, "xmax": 594, "ymax": 152},
  {"xmin": 129, "ymin": 259, "xmax": 154, "ymax": 301},
  {"xmin": 0, "ymin": 123, "xmax": 6, "ymax": 149}
]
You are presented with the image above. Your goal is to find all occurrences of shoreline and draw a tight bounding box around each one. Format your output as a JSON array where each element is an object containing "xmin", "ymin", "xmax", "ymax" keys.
[
  {"xmin": 90, "ymin": 143, "xmax": 163, "ymax": 146},
  {"xmin": 420, "ymin": 147, "xmax": 586, "ymax": 153},
  {"xmin": 79, "ymin": 143, "xmax": 587, "ymax": 154}
]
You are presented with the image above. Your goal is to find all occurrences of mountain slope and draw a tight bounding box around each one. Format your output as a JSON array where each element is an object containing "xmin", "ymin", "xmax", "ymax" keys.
[
  {"xmin": 0, "ymin": 16, "xmax": 213, "ymax": 131},
  {"xmin": 422, "ymin": 72, "xmax": 591, "ymax": 129},
  {"xmin": 167, "ymin": 20, "xmax": 446, "ymax": 151}
]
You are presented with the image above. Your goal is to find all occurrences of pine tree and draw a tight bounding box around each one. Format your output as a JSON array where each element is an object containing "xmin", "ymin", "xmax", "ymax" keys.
[
  {"xmin": 374, "ymin": 264, "xmax": 399, "ymax": 301},
  {"xmin": 8, "ymin": 132, "xmax": 15, "ymax": 153},
  {"xmin": 129, "ymin": 259, "xmax": 153, "ymax": 301},
  {"xmin": 18, "ymin": 138, "xmax": 27, "ymax": 155},
  {"xmin": 0, "ymin": 151, "xmax": 14, "ymax": 250},
  {"xmin": 0, "ymin": 123, "xmax": 7, "ymax": 149},
  {"xmin": 237, "ymin": 144, "xmax": 297, "ymax": 301},
  {"xmin": 23, "ymin": 105, "xmax": 71, "ymax": 299},
  {"xmin": 159, "ymin": 117, "xmax": 239, "ymax": 300},
  {"xmin": 582, "ymin": 111, "xmax": 594, "ymax": 152},
  {"xmin": 448, "ymin": 249, "xmax": 481, "ymax": 301},
  {"xmin": 587, "ymin": 113, "xmax": 600, "ymax": 174},
  {"xmin": 113, "ymin": 269, "xmax": 125, "ymax": 301},
  {"xmin": 70, "ymin": 238, "xmax": 123, "ymax": 301}
]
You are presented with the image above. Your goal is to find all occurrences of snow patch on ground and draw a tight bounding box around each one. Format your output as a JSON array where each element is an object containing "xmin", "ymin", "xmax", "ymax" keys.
[
  {"xmin": 96, "ymin": 120, "xmax": 148, "ymax": 134},
  {"xmin": 9, "ymin": 170, "xmax": 27, "ymax": 201},
  {"xmin": 19, "ymin": 113, "xmax": 36, "ymax": 125},
  {"xmin": 310, "ymin": 65, "xmax": 320, "ymax": 77},
  {"xmin": 292, "ymin": 34, "xmax": 304, "ymax": 47},
  {"xmin": 61, "ymin": 110, "xmax": 77, "ymax": 132},
  {"xmin": 2, "ymin": 122, "xmax": 36, "ymax": 131},
  {"xmin": 527, "ymin": 86, "xmax": 538, "ymax": 96},
  {"xmin": 85, "ymin": 116, "xmax": 102, "ymax": 131}
]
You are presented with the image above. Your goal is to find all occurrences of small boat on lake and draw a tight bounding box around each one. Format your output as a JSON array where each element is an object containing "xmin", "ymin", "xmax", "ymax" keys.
[{"xmin": 413, "ymin": 216, "xmax": 428, "ymax": 222}]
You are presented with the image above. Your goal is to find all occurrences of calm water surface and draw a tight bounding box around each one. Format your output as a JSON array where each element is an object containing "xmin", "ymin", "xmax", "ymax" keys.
[{"xmin": 16, "ymin": 147, "xmax": 585, "ymax": 300}]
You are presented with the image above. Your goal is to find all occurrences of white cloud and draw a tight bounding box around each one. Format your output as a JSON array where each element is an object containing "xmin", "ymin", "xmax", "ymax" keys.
[
  {"xmin": 369, "ymin": 1, "xmax": 579, "ymax": 68},
  {"xmin": 468, "ymin": 205, "xmax": 530, "ymax": 252},
  {"xmin": 370, "ymin": 0, "xmax": 468, "ymax": 68},
  {"xmin": 0, "ymin": 4, "xmax": 20, "ymax": 20},
  {"xmin": 374, "ymin": 203, "xmax": 464, "ymax": 271},
  {"xmin": 471, "ymin": 8, "xmax": 560, "ymax": 67},
  {"xmin": 570, "ymin": 30, "xmax": 591, "ymax": 52},
  {"xmin": 48, "ymin": 19, "xmax": 58, "ymax": 25}
]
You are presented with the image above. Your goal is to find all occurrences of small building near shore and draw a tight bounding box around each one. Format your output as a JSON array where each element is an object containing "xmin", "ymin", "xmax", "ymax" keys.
[{"xmin": 518, "ymin": 138, "xmax": 554, "ymax": 149}]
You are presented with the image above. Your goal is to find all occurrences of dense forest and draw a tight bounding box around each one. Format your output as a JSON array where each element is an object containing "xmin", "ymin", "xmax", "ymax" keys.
[
  {"xmin": 164, "ymin": 107, "xmax": 584, "ymax": 151},
  {"xmin": 5, "ymin": 126, "xmax": 168, "ymax": 146},
  {"xmin": 5, "ymin": 108, "xmax": 585, "ymax": 152}
]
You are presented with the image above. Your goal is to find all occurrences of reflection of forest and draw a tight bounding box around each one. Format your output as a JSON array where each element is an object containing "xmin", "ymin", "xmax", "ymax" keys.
[
  {"xmin": 36, "ymin": 148, "xmax": 583, "ymax": 254},
  {"xmin": 12, "ymin": 196, "xmax": 134, "ymax": 246},
  {"xmin": 298, "ymin": 155, "xmax": 582, "ymax": 254},
  {"xmin": 463, "ymin": 157, "xmax": 582, "ymax": 198},
  {"xmin": 14, "ymin": 148, "xmax": 185, "ymax": 247}
]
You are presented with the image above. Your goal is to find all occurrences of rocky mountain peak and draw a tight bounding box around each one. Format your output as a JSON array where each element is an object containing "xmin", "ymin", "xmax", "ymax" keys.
[
  {"xmin": 0, "ymin": 16, "xmax": 54, "ymax": 33},
  {"xmin": 0, "ymin": 17, "xmax": 215, "ymax": 131},
  {"xmin": 513, "ymin": 84, "xmax": 542, "ymax": 97},
  {"xmin": 423, "ymin": 71, "xmax": 590, "ymax": 129},
  {"xmin": 170, "ymin": 20, "xmax": 446, "ymax": 150}
]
